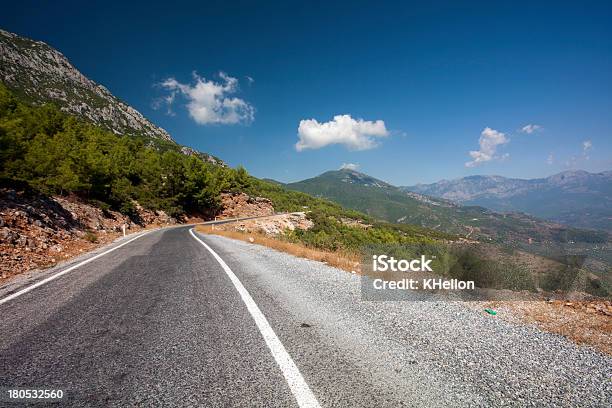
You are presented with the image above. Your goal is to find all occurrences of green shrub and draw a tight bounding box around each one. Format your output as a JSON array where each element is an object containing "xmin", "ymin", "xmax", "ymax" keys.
[
  {"xmin": 0, "ymin": 84, "xmax": 251, "ymax": 218},
  {"xmin": 84, "ymin": 231, "xmax": 98, "ymax": 243}
]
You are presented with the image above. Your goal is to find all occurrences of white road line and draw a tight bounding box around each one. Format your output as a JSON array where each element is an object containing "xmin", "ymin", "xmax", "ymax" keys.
[
  {"xmin": 189, "ymin": 228, "xmax": 321, "ymax": 408},
  {"xmin": 0, "ymin": 230, "xmax": 154, "ymax": 306}
]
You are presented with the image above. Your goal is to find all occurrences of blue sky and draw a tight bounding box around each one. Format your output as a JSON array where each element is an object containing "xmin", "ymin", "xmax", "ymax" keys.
[{"xmin": 2, "ymin": 1, "xmax": 611, "ymax": 185}]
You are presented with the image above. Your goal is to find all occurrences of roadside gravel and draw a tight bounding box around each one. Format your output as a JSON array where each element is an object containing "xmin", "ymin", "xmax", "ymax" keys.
[{"xmin": 202, "ymin": 233, "xmax": 612, "ymax": 407}]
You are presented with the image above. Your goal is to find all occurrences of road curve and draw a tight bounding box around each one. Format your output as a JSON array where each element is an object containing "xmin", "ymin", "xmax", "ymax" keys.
[{"xmin": 0, "ymin": 226, "xmax": 610, "ymax": 407}]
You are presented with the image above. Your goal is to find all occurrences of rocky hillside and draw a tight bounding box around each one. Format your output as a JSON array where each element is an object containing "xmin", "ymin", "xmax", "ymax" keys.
[
  {"xmin": 216, "ymin": 192, "xmax": 313, "ymax": 235},
  {"xmin": 0, "ymin": 189, "xmax": 287, "ymax": 280},
  {"xmin": 0, "ymin": 28, "xmax": 172, "ymax": 142},
  {"xmin": 0, "ymin": 188, "xmax": 182, "ymax": 280},
  {"xmin": 0, "ymin": 28, "xmax": 224, "ymax": 166},
  {"xmin": 403, "ymin": 170, "xmax": 612, "ymax": 231},
  {"xmin": 219, "ymin": 192, "xmax": 275, "ymax": 218}
]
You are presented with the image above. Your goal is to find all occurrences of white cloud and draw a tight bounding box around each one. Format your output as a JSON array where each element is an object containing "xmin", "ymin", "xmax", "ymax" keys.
[
  {"xmin": 465, "ymin": 127, "xmax": 509, "ymax": 168},
  {"xmin": 564, "ymin": 141, "xmax": 594, "ymax": 168},
  {"xmin": 340, "ymin": 163, "xmax": 360, "ymax": 171},
  {"xmin": 583, "ymin": 140, "xmax": 592, "ymax": 160},
  {"xmin": 520, "ymin": 124, "xmax": 542, "ymax": 134},
  {"xmin": 546, "ymin": 153, "xmax": 554, "ymax": 165},
  {"xmin": 295, "ymin": 114, "xmax": 389, "ymax": 151},
  {"xmin": 152, "ymin": 91, "xmax": 177, "ymax": 115},
  {"xmin": 157, "ymin": 71, "xmax": 254, "ymax": 125}
]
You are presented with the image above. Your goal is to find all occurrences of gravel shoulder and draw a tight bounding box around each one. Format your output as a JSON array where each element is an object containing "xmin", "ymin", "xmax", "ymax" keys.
[{"xmin": 199, "ymin": 231, "xmax": 612, "ymax": 407}]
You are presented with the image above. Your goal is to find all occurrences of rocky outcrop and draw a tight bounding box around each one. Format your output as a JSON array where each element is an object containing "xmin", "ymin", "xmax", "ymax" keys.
[
  {"xmin": 0, "ymin": 29, "xmax": 173, "ymax": 142},
  {"xmin": 215, "ymin": 192, "xmax": 312, "ymax": 235},
  {"xmin": 180, "ymin": 146, "xmax": 225, "ymax": 167},
  {"xmin": 228, "ymin": 213, "xmax": 313, "ymax": 235},
  {"xmin": 0, "ymin": 189, "xmax": 179, "ymax": 280},
  {"xmin": 340, "ymin": 218, "xmax": 372, "ymax": 229},
  {"xmin": 219, "ymin": 192, "xmax": 275, "ymax": 218}
]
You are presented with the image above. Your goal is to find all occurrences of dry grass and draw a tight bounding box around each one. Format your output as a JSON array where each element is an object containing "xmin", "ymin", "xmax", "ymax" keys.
[
  {"xmin": 477, "ymin": 300, "xmax": 612, "ymax": 355},
  {"xmin": 196, "ymin": 225, "xmax": 361, "ymax": 272}
]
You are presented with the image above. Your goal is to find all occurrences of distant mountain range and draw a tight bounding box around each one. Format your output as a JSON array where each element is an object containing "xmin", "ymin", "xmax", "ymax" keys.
[
  {"xmin": 284, "ymin": 169, "xmax": 608, "ymax": 245},
  {"xmin": 402, "ymin": 170, "xmax": 612, "ymax": 232}
]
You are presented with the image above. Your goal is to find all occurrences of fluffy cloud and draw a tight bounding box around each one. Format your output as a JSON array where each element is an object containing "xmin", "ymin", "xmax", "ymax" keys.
[
  {"xmin": 152, "ymin": 92, "xmax": 177, "ymax": 116},
  {"xmin": 583, "ymin": 140, "xmax": 593, "ymax": 160},
  {"xmin": 465, "ymin": 127, "xmax": 509, "ymax": 167},
  {"xmin": 546, "ymin": 153, "xmax": 554, "ymax": 165},
  {"xmin": 340, "ymin": 163, "xmax": 360, "ymax": 171},
  {"xmin": 295, "ymin": 114, "xmax": 389, "ymax": 151},
  {"xmin": 520, "ymin": 124, "xmax": 542, "ymax": 134},
  {"xmin": 564, "ymin": 141, "xmax": 594, "ymax": 168},
  {"xmin": 157, "ymin": 72, "xmax": 254, "ymax": 125}
]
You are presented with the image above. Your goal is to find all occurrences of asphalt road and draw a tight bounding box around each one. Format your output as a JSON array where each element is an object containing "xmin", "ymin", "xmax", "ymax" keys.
[{"xmin": 0, "ymin": 226, "xmax": 610, "ymax": 407}]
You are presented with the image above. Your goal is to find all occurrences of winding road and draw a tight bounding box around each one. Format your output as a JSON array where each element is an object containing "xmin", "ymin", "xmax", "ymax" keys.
[{"xmin": 0, "ymin": 226, "xmax": 610, "ymax": 407}]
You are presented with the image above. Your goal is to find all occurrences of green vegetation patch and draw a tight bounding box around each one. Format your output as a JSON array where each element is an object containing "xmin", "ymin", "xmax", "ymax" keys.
[{"xmin": 0, "ymin": 83, "xmax": 250, "ymax": 219}]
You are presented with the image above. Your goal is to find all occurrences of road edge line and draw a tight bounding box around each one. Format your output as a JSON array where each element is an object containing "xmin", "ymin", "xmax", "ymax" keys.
[
  {"xmin": 189, "ymin": 228, "xmax": 321, "ymax": 408},
  {"xmin": 0, "ymin": 230, "xmax": 154, "ymax": 306}
]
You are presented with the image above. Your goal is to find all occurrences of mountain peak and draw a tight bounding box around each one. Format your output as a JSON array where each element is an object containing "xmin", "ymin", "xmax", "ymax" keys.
[
  {"xmin": 321, "ymin": 169, "xmax": 392, "ymax": 188},
  {"xmin": 546, "ymin": 169, "xmax": 590, "ymax": 184},
  {"xmin": 0, "ymin": 28, "xmax": 173, "ymax": 142}
]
